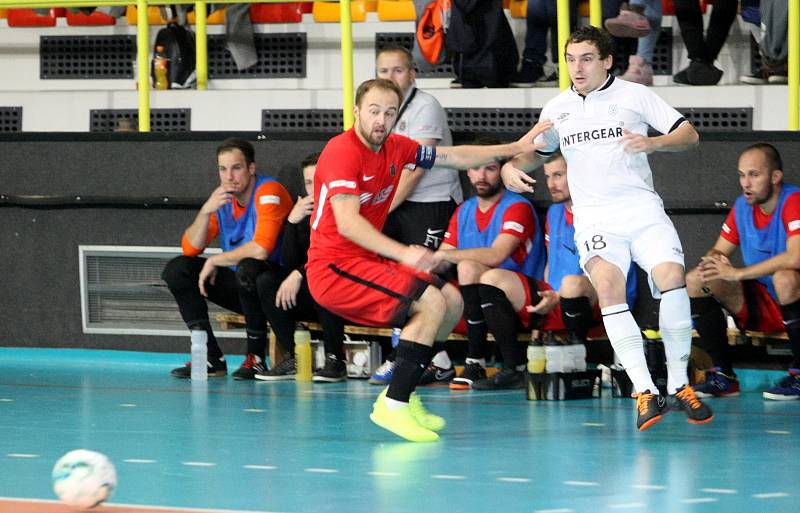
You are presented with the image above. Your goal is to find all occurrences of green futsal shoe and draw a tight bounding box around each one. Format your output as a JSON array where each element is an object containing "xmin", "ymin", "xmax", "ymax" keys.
[
  {"xmin": 370, "ymin": 388, "xmax": 439, "ymax": 442},
  {"xmin": 409, "ymin": 392, "xmax": 446, "ymax": 432}
]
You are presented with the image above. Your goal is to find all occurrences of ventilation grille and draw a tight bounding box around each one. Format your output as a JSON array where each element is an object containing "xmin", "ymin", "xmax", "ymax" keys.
[
  {"xmin": 261, "ymin": 109, "xmax": 343, "ymax": 133},
  {"xmin": 375, "ymin": 32, "xmax": 455, "ymax": 77},
  {"xmin": 81, "ymin": 247, "xmax": 238, "ymax": 336},
  {"xmin": 208, "ymin": 33, "xmax": 306, "ymax": 78},
  {"xmin": 445, "ymin": 108, "xmax": 540, "ymax": 132},
  {"xmin": 40, "ymin": 35, "xmax": 135, "ymax": 79},
  {"xmin": 680, "ymin": 108, "xmax": 752, "ymax": 131},
  {"xmin": 90, "ymin": 109, "xmax": 191, "ymax": 132},
  {"xmin": 0, "ymin": 107, "xmax": 22, "ymax": 132}
]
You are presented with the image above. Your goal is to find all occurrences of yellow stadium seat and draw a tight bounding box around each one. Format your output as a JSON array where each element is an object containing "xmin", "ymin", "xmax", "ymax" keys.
[
  {"xmin": 312, "ymin": 1, "xmax": 367, "ymax": 22},
  {"xmin": 188, "ymin": 7, "xmax": 226, "ymax": 24},
  {"xmin": 377, "ymin": 0, "xmax": 415, "ymax": 21},
  {"xmin": 509, "ymin": 0, "xmax": 526, "ymax": 18},
  {"xmin": 365, "ymin": 0, "xmax": 378, "ymax": 11},
  {"xmin": 126, "ymin": 5, "xmax": 170, "ymax": 25}
]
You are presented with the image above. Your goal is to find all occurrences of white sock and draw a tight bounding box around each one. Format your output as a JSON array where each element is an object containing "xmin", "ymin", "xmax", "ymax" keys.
[
  {"xmin": 465, "ymin": 358, "xmax": 486, "ymax": 368},
  {"xmin": 659, "ymin": 288, "xmax": 692, "ymax": 394},
  {"xmin": 602, "ymin": 304, "xmax": 656, "ymax": 394},
  {"xmin": 432, "ymin": 350, "xmax": 452, "ymax": 369},
  {"xmin": 384, "ymin": 396, "xmax": 408, "ymax": 411}
]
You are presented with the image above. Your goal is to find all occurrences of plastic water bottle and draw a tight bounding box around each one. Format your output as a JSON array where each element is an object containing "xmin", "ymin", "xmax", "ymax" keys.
[
  {"xmin": 153, "ymin": 45, "xmax": 170, "ymax": 90},
  {"xmin": 527, "ymin": 339, "xmax": 546, "ymax": 373},
  {"xmin": 294, "ymin": 326, "xmax": 312, "ymax": 382},
  {"xmin": 391, "ymin": 327, "xmax": 401, "ymax": 348},
  {"xmin": 190, "ymin": 330, "xmax": 207, "ymax": 381},
  {"xmin": 572, "ymin": 340, "xmax": 587, "ymax": 372},
  {"xmin": 545, "ymin": 338, "xmax": 564, "ymax": 373}
]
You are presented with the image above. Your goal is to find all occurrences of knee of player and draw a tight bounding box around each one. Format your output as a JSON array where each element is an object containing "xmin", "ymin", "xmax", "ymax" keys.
[
  {"xmin": 441, "ymin": 283, "xmax": 464, "ymax": 315},
  {"xmin": 161, "ymin": 255, "xmax": 197, "ymax": 287},
  {"xmin": 559, "ymin": 274, "xmax": 592, "ymax": 297},
  {"xmin": 772, "ymin": 269, "xmax": 800, "ymax": 299},
  {"xmin": 456, "ymin": 259, "xmax": 485, "ymax": 284},
  {"xmin": 417, "ymin": 285, "xmax": 448, "ymax": 314},
  {"xmin": 684, "ymin": 267, "xmax": 706, "ymax": 296},
  {"xmin": 651, "ymin": 262, "xmax": 686, "ymax": 292},
  {"xmin": 235, "ymin": 258, "xmax": 266, "ymax": 293}
]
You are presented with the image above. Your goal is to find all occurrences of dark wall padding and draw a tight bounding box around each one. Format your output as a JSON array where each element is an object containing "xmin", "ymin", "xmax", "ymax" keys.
[{"xmin": 0, "ymin": 132, "xmax": 797, "ymax": 352}]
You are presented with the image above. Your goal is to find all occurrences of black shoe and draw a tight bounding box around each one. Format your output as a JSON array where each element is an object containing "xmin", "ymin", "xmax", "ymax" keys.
[
  {"xmin": 472, "ymin": 368, "xmax": 526, "ymax": 390},
  {"xmin": 449, "ymin": 362, "xmax": 487, "ymax": 390},
  {"xmin": 313, "ymin": 354, "xmax": 347, "ymax": 382},
  {"xmin": 673, "ymin": 67, "xmax": 690, "ymax": 85},
  {"xmin": 668, "ymin": 384, "xmax": 714, "ymax": 425},
  {"xmin": 232, "ymin": 353, "xmax": 266, "ymax": 381},
  {"xmin": 635, "ymin": 390, "xmax": 667, "ymax": 431},
  {"xmin": 418, "ymin": 364, "xmax": 456, "ymax": 386},
  {"xmin": 254, "ymin": 357, "xmax": 296, "ymax": 381},
  {"xmin": 170, "ymin": 357, "xmax": 228, "ymax": 379},
  {"xmin": 510, "ymin": 60, "xmax": 544, "ymax": 88},
  {"xmin": 675, "ymin": 60, "xmax": 723, "ymax": 86}
]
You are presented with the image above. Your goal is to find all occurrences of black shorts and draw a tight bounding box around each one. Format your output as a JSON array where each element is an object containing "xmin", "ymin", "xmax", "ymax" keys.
[{"xmin": 383, "ymin": 199, "xmax": 458, "ymax": 249}]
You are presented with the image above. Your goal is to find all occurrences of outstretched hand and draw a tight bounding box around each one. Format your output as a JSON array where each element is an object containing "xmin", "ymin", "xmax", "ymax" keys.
[
  {"xmin": 501, "ymin": 161, "xmax": 536, "ymax": 194},
  {"xmin": 515, "ymin": 119, "xmax": 554, "ymax": 155},
  {"xmin": 526, "ymin": 289, "xmax": 560, "ymax": 315}
]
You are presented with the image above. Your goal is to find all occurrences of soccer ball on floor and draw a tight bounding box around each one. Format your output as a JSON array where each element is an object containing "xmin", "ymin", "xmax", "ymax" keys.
[{"xmin": 52, "ymin": 449, "xmax": 117, "ymax": 508}]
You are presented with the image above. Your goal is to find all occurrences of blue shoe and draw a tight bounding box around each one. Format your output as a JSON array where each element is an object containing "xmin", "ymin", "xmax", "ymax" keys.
[
  {"xmin": 368, "ymin": 360, "xmax": 395, "ymax": 385},
  {"xmin": 694, "ymin": 368, "xmax": 740, "ymax": 398},
  {"xmin": 763, "ymin": 369, "xmax": 800, "ymax": 401}
]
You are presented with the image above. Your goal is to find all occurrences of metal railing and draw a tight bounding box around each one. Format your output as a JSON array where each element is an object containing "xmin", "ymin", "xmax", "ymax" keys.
[{"xmin": 0, "ymin": 0, "xmax": 797, "ymax": 130}]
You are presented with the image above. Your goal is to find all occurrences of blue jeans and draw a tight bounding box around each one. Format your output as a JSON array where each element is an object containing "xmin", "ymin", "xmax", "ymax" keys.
[{"xmin": 630, "ymin": 0, "xmax": 663, "ymax": 63}]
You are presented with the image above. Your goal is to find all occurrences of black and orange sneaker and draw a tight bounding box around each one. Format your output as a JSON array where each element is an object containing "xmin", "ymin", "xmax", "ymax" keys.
[
  {"xmin": 232, "ymin": 353, "xmax": 266, "ymax": 381},
  {"xmin": 449, "ymin": 362, "xmax": 487, "ymax": 390},
  {"xmin": 635, "ymin": 390, "xmax": 667, "ymax": 431},
  {"xmin": 669, "ymin": 384, "xmax": 714, "ymax": 425}
]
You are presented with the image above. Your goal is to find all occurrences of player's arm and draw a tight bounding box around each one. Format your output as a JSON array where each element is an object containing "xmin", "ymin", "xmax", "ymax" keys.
[
  {"xmin": 621, "ymin": 121, "xmax": 699, "ymax": 155},
  {"xmin": 390, "ymin": 136, "xmax": 439, "ymax": 212},
  {"xmin": 703, "ymin": 235, "xmax": 800, "ymax": 282},
  {"xmin": 434, "ymin": 120, "xmax": 553, "ymax": 170},
  {"xmin": 330, "ymin": 193, "xmax": 433, "ymax": 270},
  {"xmin": 435, "ymin": 233, "xmax": 521, "ymax": 268},
  {"xmin": 184, "ymin": 186, "xmax": 232, "ymax": 249}
]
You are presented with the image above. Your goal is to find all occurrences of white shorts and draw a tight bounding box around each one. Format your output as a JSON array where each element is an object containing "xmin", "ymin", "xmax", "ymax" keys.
[{"xmin": 574, "ymin": 207, "xmax": 685, "ymax": 298}]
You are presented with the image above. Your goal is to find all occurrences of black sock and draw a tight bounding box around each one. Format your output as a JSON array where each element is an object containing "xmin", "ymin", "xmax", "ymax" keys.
[
  {"xmin": 479, "ymin": 284, "xmax": 523, "ymax": 369},
  {"xmin": 690, "ymin": 296, "xmax": 733, "ymax": 375},
  {"xmin": 462, "ymin": 284, "xmax": 489, "ymax": 359},
  {"xmin": 245, "ymin": 330, "xmax": 267, "ymax": 361},
  {"xmin": 780, "ymin": 299, "xmax": 800, "ymax": 369},
  {"xmin": 387, "ymin": 340, "xmax": 431, "ymax": 402},
  {"xmin": 560, "ymin": 296, "xmax": 593, "ymax": 340},
  {"xmin": 188, "ymin": 320, "xmax": 223, "ymax": 360}
]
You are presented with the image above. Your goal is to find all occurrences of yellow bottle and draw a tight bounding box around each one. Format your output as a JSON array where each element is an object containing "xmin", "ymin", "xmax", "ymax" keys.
[
  {"xmin": 153, "ymin": 45, "xmax": 170, "ymax": 90},
  {"xmin": 294, "ymin": 326, "xmax": 312, "ymax": 382}
]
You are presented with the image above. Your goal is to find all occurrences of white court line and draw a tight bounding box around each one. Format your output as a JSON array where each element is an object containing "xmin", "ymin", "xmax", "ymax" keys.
[
  {"xmin": 0, "ymin": 497, "xmax": 293, "ymax": 513},
  {"xmin": 368, "ymin": 471, "xmax": 400, "ymax": 477},
  {"xmin": 633, "ymin": 484, "xmax": 665, "ymax": 491},
  {"xmin": 766, "ymin": 430, "xmax": 791, "ymax": 435},
  {"xmin": 243, "ymin": 408, "xmax": 266, "ymax": 413},
  {"xmin": 304, "ymin": 468, "xmax": 338, "ymax": 473},
  {"xmin": 124, "ymin": 459, "xmax": 157, "ymax": 464},
  {"xmin": 243, "ymin": 465, "xmax": 277, "ymax": 470},
  {"xmin": 496, "ymin": 477, "xmax": 531, "ymax": 483},
  {"xmin": 534, "ymin": 508, "xmax": 574, "ymax": 513},
  {"xmin": 181, "ymin": 461, "xmax": 217, "ymax": 467},
  {"xmin": 681, "ymin": 498, "xmax": 718, "ymax": 504},
  {"xmin": 6, "ymin": 453, "xmax": 38, "ymax": 458},
  {"xmin": 701, "ymin": 488, "xmax": 737, "ymax": 494},
  {"xmin": 582, "ymin": 422, "xmax": 605, "ymax": 427},
  {"xmin": 0, "ymin": 398, "xmax": 13, "ymax": 402},
  {"xmin": 563, "ymin": 480, "xmax": 599, "ymax": 487},
  {"xmin": 432, "ymin": 474, "xmax": 467, "ymax": 480},
  {"xmin": 753, "ymin": 492, "xmax": 790, "ymax": 499},
  {"xmin": 119, "ymin": 403, "xmax": 137, "ymax": 407},
  {"xmin": 608, "ymin": 503, "xmax": 645, "ymax": 509}
]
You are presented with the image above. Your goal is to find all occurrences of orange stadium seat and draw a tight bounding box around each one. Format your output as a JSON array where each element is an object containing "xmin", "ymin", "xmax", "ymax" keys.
[
  {"xmin": 66, "ymin": 9, "xmax": 117, "ymax": 26},
  {"xmin": 509, "ymin": 0, "xmax": 526, "ymax": 18},
  {"xmin": 0, "ymin": 9, "xmax": 7, "ymax": 19},
  {"xmin": 7, "ymin": 8, "xmax": 62, "ymax": 27},
  {"xmin": 312, "ymin": 1, "xmax": 367, "ymax": 22},
  {"xmin": 376, "ymin": 0, "xmax": 415, "ymax": 21},
  {"xmin": 188, "ymin": 7, "xmax": 226, "ymax": 24},
  {"xmin": 365, "ymin": 0, "xmax": 378, "ymax": 11},
  {"xmin": 250, "ymin": 3, "xmax": 304, "ymax": 23},
  {"xmin": 663, "ymin": 0, "xmax": 710, "ymax": 16},
  {"xmin": 126, "ymin": 6, "xmax": 169, "ymax": 25}
]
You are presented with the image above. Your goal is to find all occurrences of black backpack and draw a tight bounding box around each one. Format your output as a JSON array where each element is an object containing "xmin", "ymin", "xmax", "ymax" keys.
[{"xmin": 151, "ymin": 22, "xmax": 196, "ymax": 88}]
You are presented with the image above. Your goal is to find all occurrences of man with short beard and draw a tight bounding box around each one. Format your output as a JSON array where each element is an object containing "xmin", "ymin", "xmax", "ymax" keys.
[
  {"xmin": 431, "ymin": 137, "xmax": 546, "ymax": 391},
  {"xmin": 687, "ymin": 143, "xmax": 800, "ymax": 401}
]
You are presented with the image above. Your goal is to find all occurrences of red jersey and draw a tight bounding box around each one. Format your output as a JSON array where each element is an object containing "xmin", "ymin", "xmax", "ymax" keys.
[
  {"xmin": 308, "ymin": 129, "xmax": 432, "ymax": 264},
  {"xmin": 720, "ymin": 191, "xmax": 800, "ymax": 245}
]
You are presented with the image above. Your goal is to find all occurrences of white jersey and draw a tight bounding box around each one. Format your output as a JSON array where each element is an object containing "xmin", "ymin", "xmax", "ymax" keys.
[
  {"xmin": 393, "ymin": 87, "xmax": 462, "ymax": 203},
  {"xmin": 536, "ymin": 75, "xmax": 687, "ymax": 225}
]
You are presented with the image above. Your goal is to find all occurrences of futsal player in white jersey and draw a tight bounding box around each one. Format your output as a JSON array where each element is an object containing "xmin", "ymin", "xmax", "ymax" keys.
[{"xmin": 502, "ymin": 26, "xmax": 713, "ymax": 431}]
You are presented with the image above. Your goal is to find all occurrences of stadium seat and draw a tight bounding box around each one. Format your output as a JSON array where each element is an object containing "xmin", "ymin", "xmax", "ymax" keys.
[
  {"xmin": 312, "ymin": 1, "xmax": 367, "ymax": 22},
  {"xmin": 7, "ymin": 8, "xmax": 62, "ymax": 27},
  {"xmin": 0, "ymin": 9, "xmax": 7, "ymax": 19},
  {"xmin": 126, "ymin": 6, "xmax": 169, "ymax": 25},
  {"xmin": 376, "ymin": 0, "xmax": 415, "ymax": 21},
  {"xmin": 187, "ymin": 7, "xmax": 226, "ymax": 24},
  {"xmin": 365, "ymin": 0, "xmax": 378, "ymax": 12},
  {"xmin": 250, "ymin": 3, "xmax": 303, "ymax": 23},
  {"xmin": 66, "ymin": 9, "xmax": 117, "ymax": 26},
  {"xmin": 663, "ymin": 0, "xmax": 710, "ymax": 16},
  {"xmin": 509, "ymin": 0, "xmax": 526, "ymax": 18}
]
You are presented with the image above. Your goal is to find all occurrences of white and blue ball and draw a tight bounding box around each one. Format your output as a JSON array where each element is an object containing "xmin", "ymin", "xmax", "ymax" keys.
[{"xmin": 52, "ymin": 449, "xmax": 117, "ymax": 508}]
